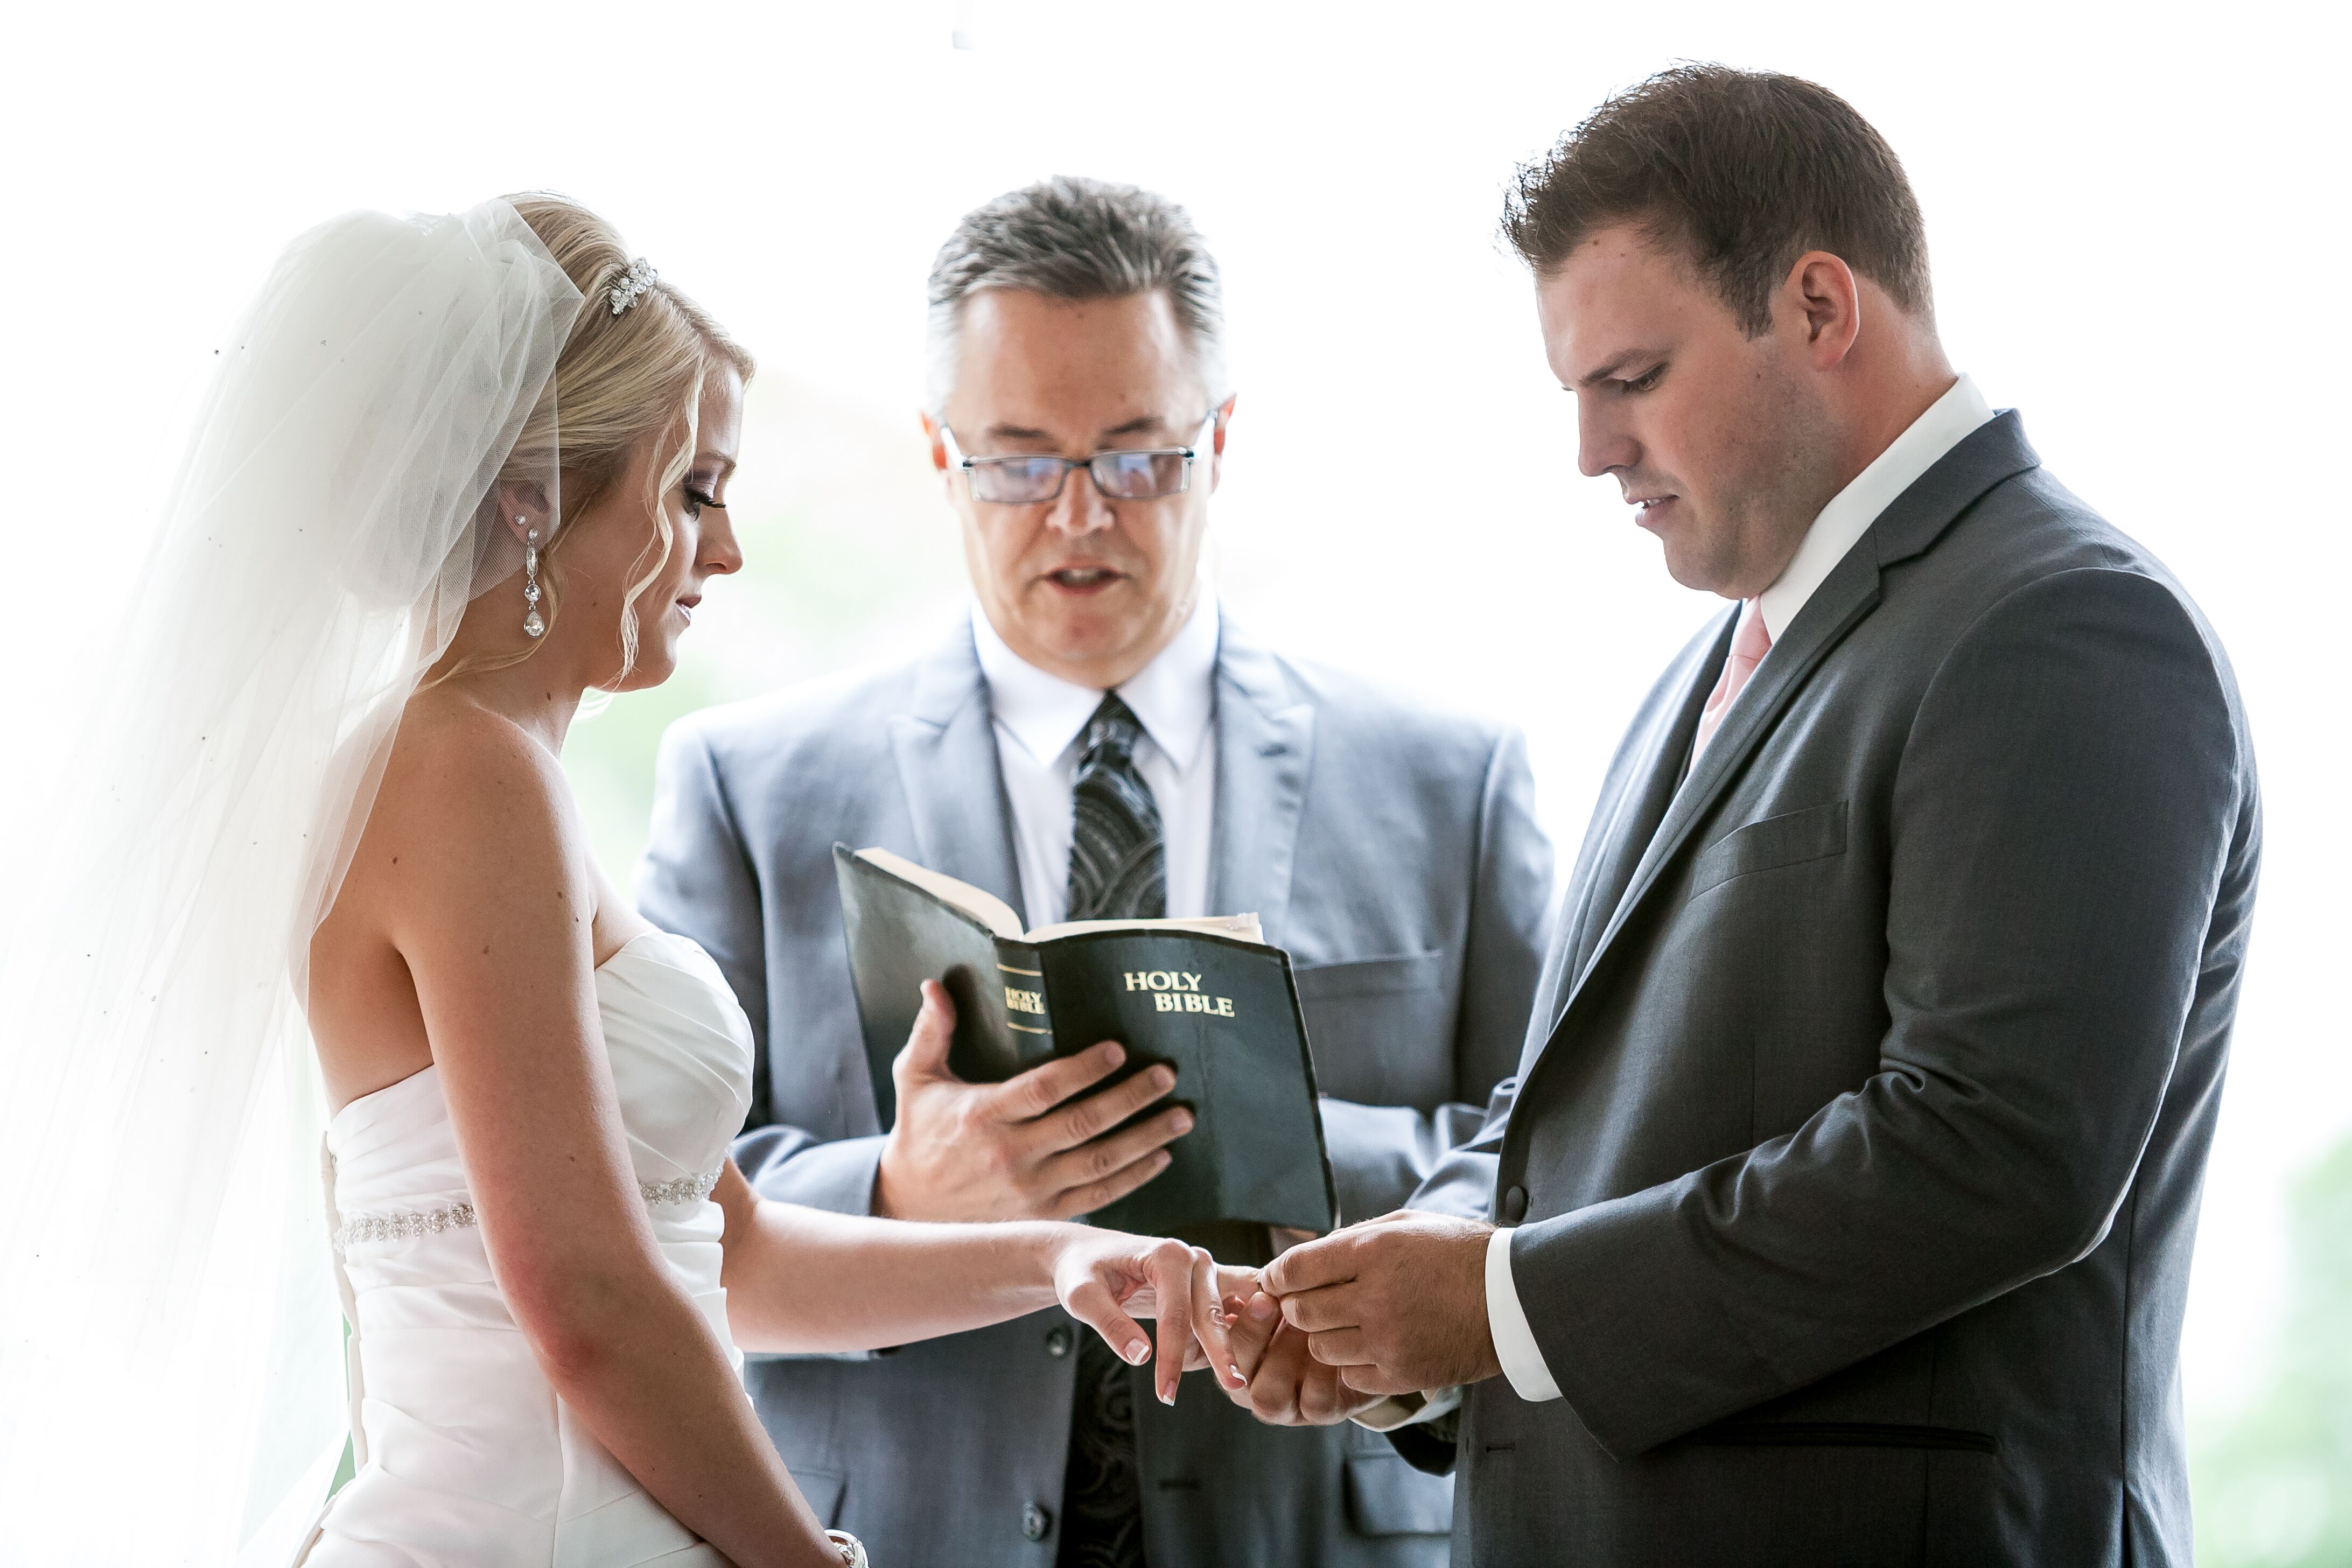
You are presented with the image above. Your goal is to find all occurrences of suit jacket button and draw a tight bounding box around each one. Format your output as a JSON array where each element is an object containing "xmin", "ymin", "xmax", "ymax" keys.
[
  {"xmin": 1022, "ymin": 1502, "xmax": 1052, "ymax": 1542},
  {"xmin": 1045, "ymin": 1325, "xmax": 1073, "ymax": 1358},
  {"xmin": 1501, "ymin": 1185, "xmax": 1529, "ymax": 1223}
]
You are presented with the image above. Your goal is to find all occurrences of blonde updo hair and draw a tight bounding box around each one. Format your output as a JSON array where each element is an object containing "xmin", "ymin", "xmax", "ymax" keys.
[{"xmin": 457, "ymin": 192, "xmax": 754, "ymax": 684}]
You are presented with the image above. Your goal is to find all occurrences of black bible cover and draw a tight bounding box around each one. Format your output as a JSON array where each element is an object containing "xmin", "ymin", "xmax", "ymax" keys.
[{"xmin": 833, "ymin": 844, "xmax": 1336, "ymax": 1237}]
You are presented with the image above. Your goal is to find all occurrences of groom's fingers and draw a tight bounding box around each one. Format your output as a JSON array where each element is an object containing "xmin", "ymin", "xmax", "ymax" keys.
[
  {"xmin": 1233, "ymin": 1293, "xmax": 1278, "ymax": 1371},
  {"xmin": 1299, "ymin": 1359, "xmax": 1382, "ymax": 1422},
  {"xmin": 1262, "ymin": 1231, "xmax": 1357, "ymax": 1296},
  {"xmin": 1304, "ymin": 1327, "xmax": 1373, "ymax": 1367},
  {"xmin": 1276, "ymin": 1283, "xmax": 1358, "ymax": 1334},
  {"xmin": 1244, "ymin": 1322, "xmax": 1326, "ymax": 1424},
  {"xmin": 1335, "ymin": 1361, "xmax": 1422, "ymax": 1398}
]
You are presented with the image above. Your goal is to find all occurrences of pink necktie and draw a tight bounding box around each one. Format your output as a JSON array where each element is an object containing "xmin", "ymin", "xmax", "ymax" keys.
[{"xmin": 1692, "ymin": 598, "xmax": 1773, "ymax": 761}]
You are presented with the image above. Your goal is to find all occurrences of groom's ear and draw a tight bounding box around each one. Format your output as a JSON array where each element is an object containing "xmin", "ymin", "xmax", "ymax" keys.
[
  {"xmin": 1784, "ymin": 250, "xmax": 1863, "ymax": 370},
  {"xmin": 919, "ymin": 413, "xmax": 949, "ymax": 473}
]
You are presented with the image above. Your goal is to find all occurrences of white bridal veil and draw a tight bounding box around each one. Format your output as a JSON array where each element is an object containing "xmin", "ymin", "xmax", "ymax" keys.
[{"xmin": 0, "ymin": 201, "xmax": 584, "ymax": 1563}]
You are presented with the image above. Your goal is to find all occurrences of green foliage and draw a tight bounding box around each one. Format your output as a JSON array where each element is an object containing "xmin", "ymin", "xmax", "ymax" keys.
[
  {"xmin": 2195, "ymin": 1135, "xmax": 2352, "ymax": 1566},
  {"xmin": 561, "ymin": 662, "xmax": 724, "ymax": 892}
]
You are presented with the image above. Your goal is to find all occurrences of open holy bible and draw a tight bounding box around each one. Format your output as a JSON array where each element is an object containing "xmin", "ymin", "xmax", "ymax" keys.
[{"xmin": 834, "ymin": 845, "xmax": 1336, "ymax": 1240}]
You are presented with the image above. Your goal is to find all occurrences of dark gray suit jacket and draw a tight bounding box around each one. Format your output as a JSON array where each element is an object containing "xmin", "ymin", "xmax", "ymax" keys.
[
  {"xmin": 1403, "ymin": 414, "xmax": 2259, "ymax": 1566},
  {"xmin": 637, "ymin": 613, "xmax": 1553, "ymax": 1567}
]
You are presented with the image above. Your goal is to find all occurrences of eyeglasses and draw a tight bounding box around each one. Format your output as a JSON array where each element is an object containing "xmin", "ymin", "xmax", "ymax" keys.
[{"xmin": 940, "ymin": 413, "xmax": 1217, "ymax": 506}]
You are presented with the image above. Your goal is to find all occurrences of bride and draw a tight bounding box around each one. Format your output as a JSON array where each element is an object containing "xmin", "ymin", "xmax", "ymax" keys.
[{"xmin": 0, "ymin": 195, "xmax": 1247, "ymax": 1568}]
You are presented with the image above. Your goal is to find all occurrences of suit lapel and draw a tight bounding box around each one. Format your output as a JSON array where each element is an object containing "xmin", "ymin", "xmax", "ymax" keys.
[
  {"xmin": 1579, "ymin": 550, "xmax": 1884, "ymax": 983},
  {"xmin": 887, "ymin": 618, "xmax": 1029, "ymax": 925},
  {"xmin": 1206, "ymin": 614, "xmax": 1314, "ymax": 942},
  {"xmin": 1543, "ymin": 411, "xmax": 2044, "ymax": 1044},
  {"xmin": 1551, "ymin": 613, "xmax": 1733, "ymax": 1020}
]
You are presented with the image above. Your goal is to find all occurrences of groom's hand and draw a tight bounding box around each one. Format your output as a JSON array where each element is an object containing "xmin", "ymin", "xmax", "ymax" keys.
[
  {"xmin": 1217, "ymin": 1290, "xmax": 1385, "ymax": 1426},
  {"xmin": 873, "ymin": 981, "xmax": 1194, "ymax": 1222},
  {"xmin": 1264, "ymin": 1210, "xmax": 1501, "ymax": 1396}
]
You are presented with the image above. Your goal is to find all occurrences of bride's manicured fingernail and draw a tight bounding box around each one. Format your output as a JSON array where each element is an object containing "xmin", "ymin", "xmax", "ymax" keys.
[
  {"xmin": 1125, "ymin": 1339, "xmax": 1151, "ymax": 1365},
  {"xmin": 1159, "ymin": 1384, "xmax": 1177, "ymax": 1406},
  {"xmin": 1248, "ymin": 1293, "xmax": 1278, "ymax": 1321}
]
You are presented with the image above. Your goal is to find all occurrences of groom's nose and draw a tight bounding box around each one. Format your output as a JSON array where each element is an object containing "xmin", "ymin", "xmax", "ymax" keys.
[{"xmin": 1578, "ymin": 396, "xmax": 1639, "ymax": 480}]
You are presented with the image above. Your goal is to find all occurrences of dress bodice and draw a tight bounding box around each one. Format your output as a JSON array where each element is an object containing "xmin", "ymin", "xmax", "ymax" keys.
[
  {"xmin": 326, "ymin": 929, "xmax": 753, "ymax": 1236},
  {"xmin": 306, "ymin": 929, "xmax": 755, "ymax": 1567}
]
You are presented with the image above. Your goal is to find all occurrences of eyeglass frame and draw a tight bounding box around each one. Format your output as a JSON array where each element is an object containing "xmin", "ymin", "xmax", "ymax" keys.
[{"xmin": 937, "ymin": 410, "xmax": 1221, "ymax": 505}]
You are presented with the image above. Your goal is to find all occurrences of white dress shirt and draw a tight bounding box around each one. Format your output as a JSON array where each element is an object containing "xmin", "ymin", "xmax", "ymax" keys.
[
  {"xmin": 1483, "ymin": 374, "xmax": 1997, "ymax": 1406},
  {"xmin": 970, "ymin": 589, "xmax": 1221, "ymax": 927}
]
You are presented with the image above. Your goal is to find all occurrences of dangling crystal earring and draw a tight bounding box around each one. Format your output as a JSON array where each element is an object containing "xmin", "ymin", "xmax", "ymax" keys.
[{"xmin": 521, "ymin": 521, "xmax": 545, "ymax": 639}]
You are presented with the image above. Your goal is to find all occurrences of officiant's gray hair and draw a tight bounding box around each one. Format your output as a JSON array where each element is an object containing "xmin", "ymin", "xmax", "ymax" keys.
[{"xmin": 925, "ymin": 176, "xmax": 1228, "ymax": 417}]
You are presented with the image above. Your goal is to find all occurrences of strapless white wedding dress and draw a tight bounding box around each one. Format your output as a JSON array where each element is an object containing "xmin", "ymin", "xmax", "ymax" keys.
[{"xmin": 303, "ymin": 930, "xmax": 754, "ymax": 1566}]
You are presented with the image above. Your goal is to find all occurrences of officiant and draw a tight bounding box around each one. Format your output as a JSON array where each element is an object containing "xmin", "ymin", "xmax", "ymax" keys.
[{"xmin": 637, "ymin": 176, "xmax": 1552, "ymax": 1568}]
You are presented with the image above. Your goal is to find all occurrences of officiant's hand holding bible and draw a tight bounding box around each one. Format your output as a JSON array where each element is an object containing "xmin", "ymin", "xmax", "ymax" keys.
[{"xmin": 871, "ymin": 979, "xmax": 1195, "ymax": 1223}]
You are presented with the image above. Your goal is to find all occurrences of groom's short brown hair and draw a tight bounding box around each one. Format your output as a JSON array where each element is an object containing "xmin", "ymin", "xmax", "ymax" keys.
[{"xmin": 1504, "ymin": 65, "xmax": 1932, "ymax": 336}]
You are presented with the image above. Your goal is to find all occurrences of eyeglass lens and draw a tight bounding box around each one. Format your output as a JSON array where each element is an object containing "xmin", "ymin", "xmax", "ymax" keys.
[{"xmin": 967, "ymin": 448, "xmax": 1191, "ymax": 505}]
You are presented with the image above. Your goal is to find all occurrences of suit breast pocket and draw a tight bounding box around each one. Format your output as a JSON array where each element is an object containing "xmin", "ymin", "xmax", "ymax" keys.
[
  {"xmin": 1292, "ymin": 951, "xmax": 1448, "ymax": 1104},
  {"xmin": 1689, "ymin": 800, "xmax": 1849, "ymax": 901}
]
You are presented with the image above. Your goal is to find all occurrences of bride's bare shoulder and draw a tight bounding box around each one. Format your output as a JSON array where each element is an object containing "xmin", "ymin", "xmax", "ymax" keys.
[{"xmin": 361, "ymin": 690, "xmax": 584, "ymax": 895}]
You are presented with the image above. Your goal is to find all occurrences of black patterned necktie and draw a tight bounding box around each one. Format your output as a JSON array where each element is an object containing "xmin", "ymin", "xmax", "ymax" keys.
[
  {"xmin": 1057, "ymin": 692, "xmax": 1160, "ymax": 1568},
  {"xmin": 1065, "ymin": 694, "xmax": 1166, "ymax": 925}
]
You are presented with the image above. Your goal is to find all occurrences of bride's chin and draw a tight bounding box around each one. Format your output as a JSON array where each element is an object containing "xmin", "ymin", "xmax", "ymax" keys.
[
  {"xmin": 603, "ymin": 670, "xmax": 662, "ymax": 696},
  {"xmin": 616, "ymin": 645, "xmax": 682, "ymax": 692}
]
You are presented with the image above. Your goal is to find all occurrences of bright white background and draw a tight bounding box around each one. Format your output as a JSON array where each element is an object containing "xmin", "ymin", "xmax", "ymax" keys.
[{"xmin": 3, "ymin": 0, "xmax": 2343, "ymax": 1516}]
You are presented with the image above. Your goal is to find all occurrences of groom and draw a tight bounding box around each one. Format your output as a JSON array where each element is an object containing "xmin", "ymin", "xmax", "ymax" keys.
[
  {"xmin": 1224, "ymin": 66, "xmax": 2261, "ymax": 1565},
  {"xmin": 639, "ymin": 177, "xmax": 1553, "ymax": 1566}
]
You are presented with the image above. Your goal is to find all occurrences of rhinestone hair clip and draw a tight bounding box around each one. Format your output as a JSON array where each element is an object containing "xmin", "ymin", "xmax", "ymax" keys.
[{"xmin": 610, "ymin": 257, "xmax": 659, "ymax": 316}]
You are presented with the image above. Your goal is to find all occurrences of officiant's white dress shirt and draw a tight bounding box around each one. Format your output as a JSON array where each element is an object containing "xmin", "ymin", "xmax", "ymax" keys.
[
  {"xmin": 1485, "ymin": 375, "xmax": 1996, "ymax": 1405},
  {"xmin": 971, "ymin": 588, "xmax": 1220, "ymax": 925}
]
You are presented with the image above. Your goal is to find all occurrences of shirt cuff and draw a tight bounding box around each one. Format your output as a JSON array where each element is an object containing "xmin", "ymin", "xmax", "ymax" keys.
[
  {"xmin": 1486, "ymin": 1224, "xmax": 1562, "ymax": 1402},
  {"xmin": 1350, "ymin": 1383, "xmax": 1466, "ymax": 1432}
]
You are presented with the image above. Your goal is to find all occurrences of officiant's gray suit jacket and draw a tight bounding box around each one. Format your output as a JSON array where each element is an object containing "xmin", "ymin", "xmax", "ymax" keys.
[
  {"xmin": 637, "ymin": 612, "xmax": 1552, "ymax": 1568},
  {"xmin": 1401, "ymin": 412, "xmax": 2260, "ymax": 1566}
]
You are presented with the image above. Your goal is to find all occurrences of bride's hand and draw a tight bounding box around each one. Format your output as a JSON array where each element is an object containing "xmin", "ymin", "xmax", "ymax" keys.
[{"xmin": 1049, "ymin": 1230, "xmax": 1256, "ymax": 1405}]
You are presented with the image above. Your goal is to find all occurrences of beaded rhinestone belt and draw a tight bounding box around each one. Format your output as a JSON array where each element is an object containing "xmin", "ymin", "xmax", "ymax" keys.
[{"xmin": 330, "ymin": 1166, "xmax": 723, "ymax": 1253}]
